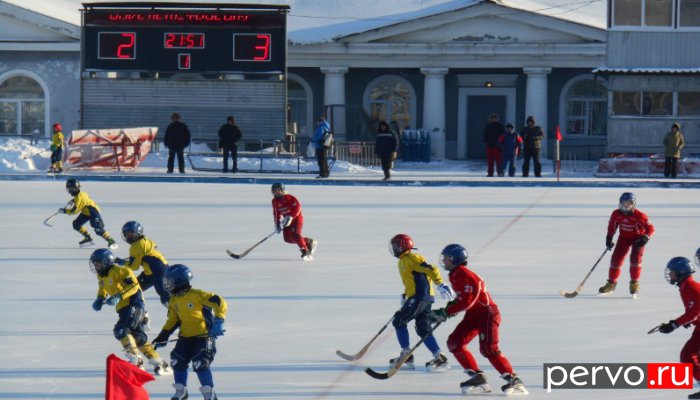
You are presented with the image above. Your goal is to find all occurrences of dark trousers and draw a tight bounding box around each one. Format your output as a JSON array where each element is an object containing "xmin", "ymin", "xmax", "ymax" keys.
[
  {"xmin": 316, "ymin": 147, "xmax": 329, "ymax": 177},
  {"xmin": 223, "ymin": 145, "xmax": 238, "ymax": 172},
  {"xmin": 167, "ymin": 148, "xmax": 185, "ymax": 173},
  {"xmin": 664, "ymin": 157, "xmax": 679, "ymax": 178},
  {"xmin": 379, "ymin": 155, "xmax": 393, "ymax": 179},
  {"xmin": 522, "ymin": 147, "xmax": 541, "ymax": 177},
  {"xmin": 501, "ymin": 152, "xmax": 517, "ymax": 177}
]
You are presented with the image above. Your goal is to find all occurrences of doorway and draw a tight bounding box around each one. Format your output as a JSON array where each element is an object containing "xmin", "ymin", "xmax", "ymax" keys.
[{"xmin": 457, "ymin": 87, "xmax": 516, "ymax": 160}]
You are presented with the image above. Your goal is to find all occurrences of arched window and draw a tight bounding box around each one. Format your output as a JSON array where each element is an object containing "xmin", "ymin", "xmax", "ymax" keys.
[
  {"xmin": 563, "ymin": 78, "xmax": 607, "ymax": 136},
  {"xmin": 0, "ymin": 75, "xmax": 46, "ymax": 135},
  {"xmin": 287, "ymin": 76, "xmax": 311, "ymax": 137},
  {"xmin": 364, "ymin": 75, "xmax": 415, "ymax": 132}
]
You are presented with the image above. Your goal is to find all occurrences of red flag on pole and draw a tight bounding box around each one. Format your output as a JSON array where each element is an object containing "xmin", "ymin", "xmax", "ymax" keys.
[
  {"xmin": 106, "ymin": 354, "xmax": 154, "ymax": 400},
  {"xmin": 555, "ymin": 125, "xmax": 563, "ymax": 141}
]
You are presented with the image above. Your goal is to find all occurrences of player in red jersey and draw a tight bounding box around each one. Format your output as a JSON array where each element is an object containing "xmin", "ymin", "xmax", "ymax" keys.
[
  {"xmin": 428, "ymin": 244, "xmax": 528, "ymax": 395},
  {"xmin": 598, "ymin": 192, "xmax": 655, "ymax": 296},
  {"xmin": 656, "ymin": 256, "xmax": 700, "ymax": 399},
  {"xmin": 271, "ymin": 183, "xmax": 317, "ymax": 260}
]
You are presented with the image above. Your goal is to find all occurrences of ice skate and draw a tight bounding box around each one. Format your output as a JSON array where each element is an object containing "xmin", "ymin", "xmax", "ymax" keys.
[
  {"xmin": 79, "ymin": 235, "xmax": 94, "ymax": 248},
  {"xmin": 125, "ymin": 352, "xmax": 145, "ymax": 370},
  {"xmin": 688, "ymin": 390, "xmax": 700, "ymax": 399},
  {"xmin": 425, "ymin": 352, "xmax": 450, "ymax": 372},
  {"xmin": 389, "ymin": 349, "xmax": 415, "ymax": 370},
  {"xmin": 171, "ymin": 383, "xmax": 188, "ymax": 400},
  {"xmin": 307, "ymin": 238, "xmax": 318, "ymax": 256},
  {"xmin": 501, "ymin": 373, "xmax": 529, "ymax": 395},
  {"xmin": 460, "ymin": 369, "xmax": 491, "ymax": 394},
  {"xmin": 149, "ymin": 358, "xmax": 173, "ymax": 376},
  {"xmin": 629, "ymin": 280, "xmax": 639, "ymax": 298},
  {"xmin": 199, "ymin": 385, "xmax": 218, "ymax": 400},
  {"xmin": 106, "ymin": 237, "xmax": 118, "ymax": 250},
  {"xmin": 598, "ymin": 280, "xmax": 616, "ymax": 295},
  {"xmin": 301, "ymin": 248, "xmax": 313, "ymax": 261}
]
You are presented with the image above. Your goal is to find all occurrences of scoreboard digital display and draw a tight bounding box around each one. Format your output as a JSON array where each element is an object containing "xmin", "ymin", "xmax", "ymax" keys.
[{"xmin": 82, "ymin": 3, "xmax": 288, "ymax": 73}]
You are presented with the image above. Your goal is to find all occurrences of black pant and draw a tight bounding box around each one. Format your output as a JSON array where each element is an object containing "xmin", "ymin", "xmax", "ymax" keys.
[
  {"xmin": 167, "ymin": 148, "xmax": 185, "ymax": 173},
  {"xmin": 223, "ymin": 144, "xmax": 238, "ymax": 172},
  {"xmin": 316, "ymin": 147, "xmax": 329, "ymax": 177},
  {"xmin": 664, "ymin": 157, "xmax": 679, "ymax": 178},
  {"xmin": 522, "ymin": 147, "xmax": 541, "ymax": 177},
  {"xmin": 379, "ymin": 155, "xmax": 393, "ymax": 178}
]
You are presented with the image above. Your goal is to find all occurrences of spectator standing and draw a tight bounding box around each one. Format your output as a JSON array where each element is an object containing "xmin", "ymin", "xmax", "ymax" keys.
[
  {"xmin": 663, "ymin": 122, "xmax": 685, "ymax": 178},
  {"xmin": 375, "ymin": 121, "xmax": 399, "ymax": 180},
  {"xmin": 498, "ymin": 123, "xmax": 522, "ymax": 177},
  {"xmin": 49, "ymin": 123, "xmax": 64, "ymax": 173},
  {"xmin": 312, "ymin": 117, "xmax": 331, "ymax": 178},
  {"xmin": 218, "ymin": 115, "xmax": 243, "ymax": 173},
  {"xmin": 483, "ymin": 113, "xmax": 504, "ymax": 177},
  {"xmin": 520, "ymin": 116, "xmax": 544, "ymax": 177},
  {"xmin": 164, "ymin": 112, "xmax": 191, "ymax": 174}
]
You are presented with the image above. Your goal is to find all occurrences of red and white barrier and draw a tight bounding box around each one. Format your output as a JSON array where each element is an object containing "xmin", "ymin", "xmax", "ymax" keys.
[
  {"xmin": 597, "ymin": 154, "xmax": 700, "ymax": 177},
  {"xmin": 64, "ymin": 127, "xmax": 158, "ymax": 171}
]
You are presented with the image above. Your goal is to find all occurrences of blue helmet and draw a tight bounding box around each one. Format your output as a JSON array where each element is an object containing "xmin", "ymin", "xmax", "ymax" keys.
[
  {"xmin": 89, "ymin": 248, "xmax": 116, "ymax": 275},
  {"xmin": 271, "ymin": 182, "xmax": 286, "ymax": 196},
  {"xmin": 695, "ymin": 247, "xmax": 700, "ymax": 268},
  {"xmin": 665, "ymin": 256, "xmax": 695, "ymax": 285},
  {"xmin": 440, "ymin": 243, "xmax": 469, "ymax": 269},
  {"xmin": 619, "ymin": 192, "xmax": 636, "ymax": 213},
  {"xmin": 121, "ymin": 221, "xmax": 144, "ymax": 244},
  {"xmin": 163, "ymin": 264, "xmax": 193, "ymax": 295}
]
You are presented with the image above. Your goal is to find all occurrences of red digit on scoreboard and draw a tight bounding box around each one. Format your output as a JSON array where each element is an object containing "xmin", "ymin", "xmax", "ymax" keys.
[{"xmin": 254, "ymin": 34, "xmax": 270, "ymax": 61}]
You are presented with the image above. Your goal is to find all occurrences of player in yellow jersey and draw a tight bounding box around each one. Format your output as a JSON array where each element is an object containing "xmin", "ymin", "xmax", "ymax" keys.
[
  {"xmin": 89, "ymin": 248, "xmax": 172, "ymax": 376},
  {"xmin": 118, "ymin": 221, "xmax": 170, "ymax": 306},
  {"xmin": 153, "ymin": 265, "xmax": 228, "ymax": 400},
  {"xmin": 59, "ymin": 178, "xmax": 117, "ymax": 248},
  {"xmin": 48, "ymin": 123, "xmax": 64, "ymax": 173}
]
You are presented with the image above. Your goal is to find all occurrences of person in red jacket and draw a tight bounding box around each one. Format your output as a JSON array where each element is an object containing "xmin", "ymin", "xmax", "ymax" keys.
[
  {"xmin": 599, "ymin": 192, "xmax": 655, "ymax": 295},
  {"xmin": 271, "ymin": 183, "xmax": 317, "ymax": 260},
  {"xmin": 656, "ymin": 256, "xmax": 700, "ymax": 400},
  {"xmin": 429, "ymin": 244, "xmax": 528, "ymax": 395}
]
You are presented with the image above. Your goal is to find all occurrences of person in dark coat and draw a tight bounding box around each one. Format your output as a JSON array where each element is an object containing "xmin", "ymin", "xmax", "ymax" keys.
[
  {"xmin": 164, "ymin": 112, "xmax": 191, "ymax": 174},
  {"xmin": 375, "ymin": 121, "xmax": 399, "ymax": 180},
  {"xmin": 218, "ymin": 116, "xmax": 243, "ymax": 173},
  {"xmin": 498, "ymin": 123, "xmax": 523, "ymax": 177},
  {"xmin": 519, "ymin": 116, "xmax": 544, "ymax": 177},
  {"xmin": 483, "ymin": 113, "xmax": 504, "ymax": 177}
]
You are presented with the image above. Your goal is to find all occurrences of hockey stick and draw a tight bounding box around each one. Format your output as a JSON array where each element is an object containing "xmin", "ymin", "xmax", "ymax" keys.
[
  {"xmin": 226, "ymin": 230, "xmax": 278, "ymax": 259},
  {"xmin": 559, "ymin": 248, "xmax": 609, "ymax": 298},
  {"xmin": 647, "ymin": 324, "xmax": 662, "ymax": 334},
  {"xmin": 336, "ymin": 314, "xmax": 395, "ymax": 361},
  {"xmin": 365, "ymin": 321, "xmax": 443, "ymax": 380},
  {"xmin": 43, "ymin": 200, "xmax": 74, "ymax": 227}
]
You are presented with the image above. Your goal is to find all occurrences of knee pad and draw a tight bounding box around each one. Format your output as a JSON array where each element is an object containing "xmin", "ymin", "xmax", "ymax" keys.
[
  {"xmin": 91, "ymin": 217, "xmax": 105, "ymax": 235},
  {"xmin": 132, "ymin": 331, "xmax": 147, "ymax": 347},
  {"xmin": 392, "ymin": 314, "xmax": 408, "ymax": 329},
  {"xmin": 170, "ymin": 352, "xmax": 189, "ymax": 371},
  {"xmin": 114, "ymin": 326, "xmax": 129, "ymax": 340},
  {"xmin": 415, "ymin": 320, "xmax": 432, "ymax": 338},
  {"xmin": 479, "ymin": 343, "xmax": 501, "ymax": 358},
  {"xmin": 72, "ymin": 220, "xmax": 82, "ymax": 231}
]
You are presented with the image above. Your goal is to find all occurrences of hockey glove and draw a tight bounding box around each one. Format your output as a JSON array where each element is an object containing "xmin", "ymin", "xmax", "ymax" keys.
[
  {"xmin": 634, "ymin": 235, "xmax": 649, "ymax": 247},
  {"xmin": 152, "ymin": 331, "xmax": 171, "ymax": 349},
  {"xmin": 282, "ymin": 215, "xmax": 293, "ymax": 228},
  {"xmin": 275, "ymin": 223, "xmax": 282, "ymax": 234},
  {"xmin": 659, "ymin": 320, "xmax": 678, "ymax": 334},
  {"xmin": 605, "ymin": 235, "xmax": 615, "ymax": 250},
  {"xmin": 210, "ymin": 317, "xmax": 225, "ymax": 338},
  {"xmin": 105, "ymin": 295, "xmax": 120, "ymax": 306},
  {"xmin": 58, "ymin": 208, "xmax": 67, "ymax": 214},
  {"xmin": 429, "ymin": 308, "xmax": 449, "ymax": 323},
  {"xmin": 92, "ymin": 297, "xmax": 105, "ymax": 311},
  {"xmin": 114, "ymin": 257, "xmax": 126, "ymax": 266},
  {"xmin": 50, "ymin": 144, "xmax": 57, "ymax": 152},
  {"xmin": 438, "ymin": 283, "xmax": 455, "ymax": 301}
]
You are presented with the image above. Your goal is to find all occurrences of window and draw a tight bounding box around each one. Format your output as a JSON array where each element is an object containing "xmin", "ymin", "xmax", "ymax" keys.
[
  {"xmin": 614, "ymin": 0, "xmax": 642, "ymax": 26},
  {"xmin": 678, "ymin": 92, "xmax": 700, "ymax": 115},
  {"xmin": 366, "ymin": 76, "xmax": 413, "ymax": 131},
  {"xmin": 287, "ymin": 79, "xmax": 308, "ymax": 136},
  {"xmin": 565, "ymin": 80, "xmax": 607, "ymax": 136},
  {"xmin": 612, "ymin": 0, "xmax": 673, "ymax": 27},
  {"xmin": 613, "ymin": 91, "xmax": 674, "ymax": 116},
  {"xmin": 646, "ymin": 0, "xmax": 673, "ymax": 26},
  {"xmin": 0, "ymin": 76, "xmax": 45, "ymax": 135},
  {"xmin": 680, "ymin": 0, "xmax": 700, "ymax": 27}
]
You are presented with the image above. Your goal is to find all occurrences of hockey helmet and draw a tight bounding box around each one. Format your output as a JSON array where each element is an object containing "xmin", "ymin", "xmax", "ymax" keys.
[
  {"xmin": 695, "ymin": 247, "xmax": 700, "ymax": 268},
  {"xmin": 66, "ymin": 178, "xmax": 81, "ymax": 196},
  {"xmin": 271, "ymin": 182, "xmax": 286, "ymax": 197},
  {"xmin": 53, "ymin": 123, "xmax": 62, "ymax": 132},
  {"xmin": 121, "ymin": 221, "xmax": 144, "ymax": 244},
  {"xmin": 163, "ymin": 264, "xmax": 193, "ymax": 295},
  {"xmin": 440, "ymin": 243, "xmax": 469, "ymax": 270},
  {"xmin": 389, "ymin": 234, "xmax": 415, "ymax": 258},
  {"xmin": 89, "ymin": 248, "xmax": 116, "ymax": 276},
  {"xmin": 619, "ymin": 192, "xmax": 636, "ymax": 214},
  {"xmin": 665, "ymin": 256, "xmax": 695, "ymax": 285}
]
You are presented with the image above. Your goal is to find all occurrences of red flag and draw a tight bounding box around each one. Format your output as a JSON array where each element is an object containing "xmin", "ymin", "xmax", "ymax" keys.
[
  {"xmin": 106, "ymin": 354, "xmax": 154, "ymax": 400},
  {"xmin": 555, "ymin": 125, "xmax": 563, "ymax": 141}
]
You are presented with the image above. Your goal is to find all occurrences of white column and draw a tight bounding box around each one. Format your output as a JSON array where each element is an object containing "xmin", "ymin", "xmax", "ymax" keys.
[
  {"xmin": 321, "ymin": 67, "xmax": 348, "ymax": 141},
  {"xmin": 421, "ymin": 68, "xmax": 448, "ymax": 160},
  {"xmin": 523, "ymin": 67, "xmax": 551, "ymax": 157}
]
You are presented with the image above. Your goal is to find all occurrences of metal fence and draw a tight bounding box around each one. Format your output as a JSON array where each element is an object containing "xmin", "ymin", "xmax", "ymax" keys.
[{"xmin": 334, "ymin": 142, "xmax": 379, "ymax": 167}]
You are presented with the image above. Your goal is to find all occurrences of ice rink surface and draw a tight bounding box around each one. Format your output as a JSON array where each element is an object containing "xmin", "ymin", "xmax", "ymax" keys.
[{"xmin": 0, "ymin": 180, "xmax": 698, "ymax": 399}]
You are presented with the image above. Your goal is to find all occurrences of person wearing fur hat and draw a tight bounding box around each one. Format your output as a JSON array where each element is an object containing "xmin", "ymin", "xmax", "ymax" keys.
[
  {"xmin": 519, "ymin": 116, "xmax": 544, "ymax": 177},
  {"xmin": 663, "ymin": 122, "xmax": 685, "ymax": 178}
]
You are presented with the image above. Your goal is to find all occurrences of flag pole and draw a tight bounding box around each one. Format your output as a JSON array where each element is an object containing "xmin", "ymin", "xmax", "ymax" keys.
[{"xmin": 555, "ymin": 125, "xmax": 562, "ymax": 182}]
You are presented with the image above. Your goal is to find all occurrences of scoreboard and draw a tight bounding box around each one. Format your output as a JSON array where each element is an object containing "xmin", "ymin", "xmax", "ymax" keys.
[{"xmin": 81, "ymin": 3, "xmax": 289, "ymax": 73}]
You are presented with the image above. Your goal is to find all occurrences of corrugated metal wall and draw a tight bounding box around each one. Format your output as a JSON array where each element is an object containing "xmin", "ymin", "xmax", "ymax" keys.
[
  {"xmin": 607, "ymin": 32, "xmax": 700, "ymax": 68},
  {"xmin": 82, "ymin": 78, "xmax": 286, "ymax": 144}
]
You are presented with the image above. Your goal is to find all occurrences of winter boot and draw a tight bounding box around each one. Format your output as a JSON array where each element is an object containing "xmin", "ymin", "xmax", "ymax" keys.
[
  {"xmin": 501, "ymin": 373, "xmax": 529, "ymax": 395},
  {"xmin": 79, "ymin": 234, "xmax": 94, "ymax": 248},
  {"xmin": 199, "ymin": 385, "xmax": 218, "ymax": 400},
  {"xmin": 149, "ymin": 358, "xmax": 173, "ymax": 376},
  {"xmin": 460, "ymin": 369, "xmax": 491, "ymax": 394},
  {"xmin": 106, "ymin": 237, "xmax": 118, "ymax": 250},
  {"xmin": 389, "ymin": 349, "xmax": 415, "ymax": 370},
  {"xmin": 425, "ymin": 352, "xmax": 450, "ymax": 371},
  {"xmin": 629, "ymin": 280, "xmax": 640, "ymax": 295},
  {"xmin": 171, "ymin": 383, "xmax": 188, "ymax": 400},
  {"xmin": 688, "ymin": 390, "xmax": 700, "ymax": 399},
  {"xmin": 598, "ymin": 280, "xmax": 616, "ymax": 294}
]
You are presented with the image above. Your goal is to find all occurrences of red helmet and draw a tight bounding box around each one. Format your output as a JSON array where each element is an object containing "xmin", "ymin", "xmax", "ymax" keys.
[
  {"xmin": 53, "ymin": 123, "xmax": 62, "ymax": 132},
  {"xmin": 390, "ymin": 234, "xmax": 414, "ymax": 257}
]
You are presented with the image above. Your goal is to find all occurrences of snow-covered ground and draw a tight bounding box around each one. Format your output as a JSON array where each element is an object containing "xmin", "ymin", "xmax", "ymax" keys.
[{"xmin": 0, "ymin": 147, "xmax": 699, "ymax": 399}]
